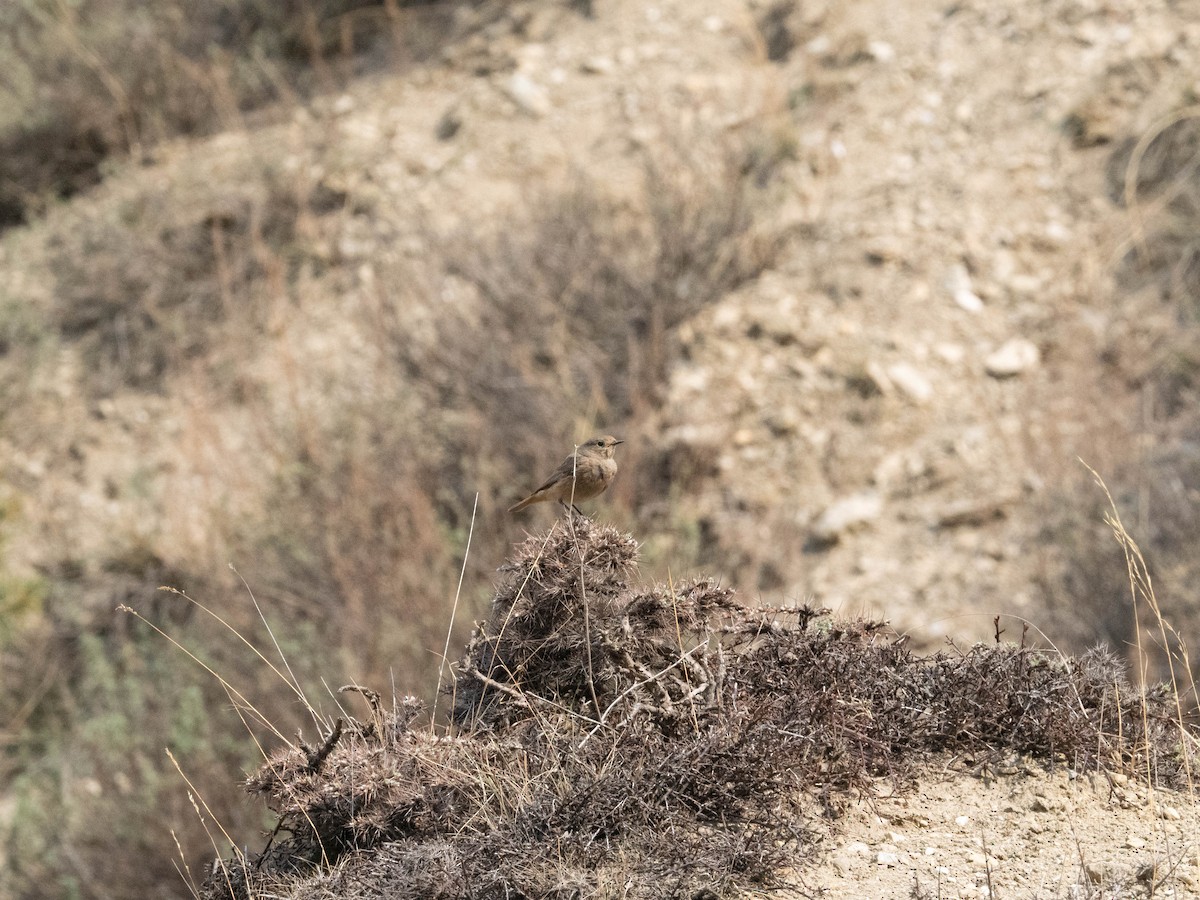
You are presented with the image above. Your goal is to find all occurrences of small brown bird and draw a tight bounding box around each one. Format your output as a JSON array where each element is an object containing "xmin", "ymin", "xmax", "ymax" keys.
[{"xmin": 508, "ymin": 435, "xmax": 623, "ymax": 514}]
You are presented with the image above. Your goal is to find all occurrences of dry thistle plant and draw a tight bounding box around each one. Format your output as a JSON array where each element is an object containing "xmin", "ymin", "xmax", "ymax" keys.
[{"xmin": 198, "ymin": 518, "xmax": 1197, "ymax": 900}]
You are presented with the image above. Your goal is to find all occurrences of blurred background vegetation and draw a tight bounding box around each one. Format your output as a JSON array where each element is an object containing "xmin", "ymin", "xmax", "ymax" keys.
[
  {"xmin": 2, "ymin": 0, "xmax": 1199, "ymax": 897},
  {"xmin": 0, "ymin": 0, "xmax": 455, "ymax": 227}
]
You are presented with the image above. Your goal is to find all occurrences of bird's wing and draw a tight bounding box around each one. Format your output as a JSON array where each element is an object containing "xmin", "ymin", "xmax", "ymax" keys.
[{"xmin": 529, "ymin": 455, "xmax": 577, "ymax": 495}]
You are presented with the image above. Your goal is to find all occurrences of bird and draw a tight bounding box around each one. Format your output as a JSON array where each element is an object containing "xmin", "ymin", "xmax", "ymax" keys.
[{"xmin": 508, "ymin": 435, "xmax": 623, "ymax": 515}]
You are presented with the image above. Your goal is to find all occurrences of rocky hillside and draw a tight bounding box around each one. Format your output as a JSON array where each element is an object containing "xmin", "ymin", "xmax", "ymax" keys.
[{"xmin": 2, "ymin": 0, "xmax": 1200, "ymax": 896}]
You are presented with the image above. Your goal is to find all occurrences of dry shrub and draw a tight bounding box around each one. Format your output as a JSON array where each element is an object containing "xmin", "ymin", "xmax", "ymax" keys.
[
  {"xmin": 46, "ymin": 164, "xmax": 329, "ymax": 394},
  {"xmin": 443, "ymin": 144, "xmax": 785, "ymax": 419},
  {"xmin": 0, "ymin": 600, "xmax": 333, "ymax": 900},
  {"xmin": 1037, "ymin": 113, "xmax": 1200, "ymax": 681},
  {"xmin": 381, "ymin": 135, "xmax": 792, "ymax": 528},
  {"xmin": 750, "ymin": 0, "xmax": 810, "ymax": 63},
  {"xmin": 1109, "ymin": 115, "xmax": 1200, "ymax": 337},
  {"xmin": 0, "ymin": 0, "xmax": 456, "ymax": 226},
  {"xmin": 1106, "ymin": 114, "xmax": 1200, "ymax": 418},
  {"xmin": 200, "ymin": 520, "xmax": 1196, "ymax": 900},
  {"xmin": 233, "ymin": 401, "xmax": 459, "ymax": 688},
  {"xmin": 1035, "ymin": 446, "xmax": 1200, "ymax": 683}
]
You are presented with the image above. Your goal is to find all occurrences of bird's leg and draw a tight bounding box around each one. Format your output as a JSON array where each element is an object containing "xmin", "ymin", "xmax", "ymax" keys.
[{"xmin": 556, "ymin": 500, "xmax": 586, "ymax": 518}]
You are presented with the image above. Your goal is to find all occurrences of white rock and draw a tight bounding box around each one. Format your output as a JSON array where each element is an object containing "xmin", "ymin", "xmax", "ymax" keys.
[
  {"xmin": 1043, "ymin": 220, "xmax": 1071, "ymax": 245},
  {"xmin": 984, "ymin": 338, "xmax": 1040, "ymax": 377},
  {"xmin": 505, "ymin": 73, "xmax": 550, "ymax": 116},
  {"xmin": 672, "ymin": 365, "xmax": 710, "ymax": 395},
  {"xmin": 868, "ymin": 41, "xmax": 896, "ymax": 62},
  {"xmin": 866, "ymin": 360, "xmax": 893, "ymax": 395},
  {"xmin": 887, "ymin": 362, "xmax": 933, "ymax": 403},
  {"xmin": 876, "ymin": 851, "xmax": 900, "ymax": 866},
  {"xmin": 805, "ymin": 35, "xmax": 832, "ymax": 55},
  {"xmin": 954, "ymin": 286, "xmax": 984, "ymax": 312},
  {"xmin": 935, "ymin": 342, "xmax": 966, "ymax": 364},
  {"xmin": 945, "ymin": 263, "xmax": 984, "ymax": 312},
  {"xmin": 873, "ymin": 450, "xmax": 925, "ymax": 487},
  {"xmin": 812, "ymin": 493, "xmax": 883, "ymax": 542},
  {"xmin": 580, "ymin": 56, "xmax": 614, "ymax": 74}
]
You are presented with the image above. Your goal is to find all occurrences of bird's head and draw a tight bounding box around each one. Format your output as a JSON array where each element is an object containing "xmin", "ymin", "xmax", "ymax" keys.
[{"xmin": 581, "ymin": 435, "xmax": 623, "ymax": 458}]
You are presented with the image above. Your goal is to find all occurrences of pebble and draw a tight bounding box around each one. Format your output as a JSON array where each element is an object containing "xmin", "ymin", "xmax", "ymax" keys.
[
  {"xmin": 764, "ymin": 409, "xmax": 801, "ymax": 436},
  {"xmin": 865, "ymin": 237, "xmax": 903, "ymax": 263},
  {"xmin": 745, "ymin": 307, "xmax": 801, "ymax": 345},
  {"xmin": 868, "ymin": 40, "xmax": 896, "ymax": 62},
  {"xmin": 828, "ymin": 854, "xmax": 853, "ymax": 877},
  {"xmin": 887, "ymin": 362, "xmax": 934, "ymax": 403},
  {"xmin": 812, "ymin": 492, "xmax": 883, "ymax": 542},
  {"xmin": 1084, "ymin": 860, "xmax": 1121, "ymax": 884},
  {"xmin": 1030, "ymin": 794, "xmax": 1060, "ymax": 813},
  {"xmin": 872, "ymin": 449, "xmax": 927, "ymax": 487},
  {"xmin": 935, "ymin": 342, "xmax": 966, "ymax": 364},
  {"xmin": 938, "ymin": 497, "xmax": 1009, "ymax": 528},
  {"xmin": 505, "ymin": 73, "xmax": 551, "ymax": 116},
  {"xmin": 984, "ymin": 338, "xmax": 1040, "ymax": 377},
  {"xmin": 945, "ymin": 263, "xmax": 984, "ymax": 312},
  {"xmin": 580, "ymin": 56, "xmax": 614, "ymax": 74},
  {"xmin": 435, "ymin": 106, "xmax": 462, "ymax": 141}
]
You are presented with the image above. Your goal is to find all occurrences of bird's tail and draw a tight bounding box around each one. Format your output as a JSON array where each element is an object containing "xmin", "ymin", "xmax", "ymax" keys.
[{"xmin": 508, "ymin": 494, "xmax": 537, "ymax": 513}]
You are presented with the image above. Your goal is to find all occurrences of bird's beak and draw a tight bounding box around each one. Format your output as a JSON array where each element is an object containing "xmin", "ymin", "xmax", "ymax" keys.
[{"xmin": 614, "ymin": 439, "xmax": 624, "ymax": 445}]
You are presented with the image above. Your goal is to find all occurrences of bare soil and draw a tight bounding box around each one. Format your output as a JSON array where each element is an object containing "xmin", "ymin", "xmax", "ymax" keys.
[{"xmin": 802, "ymin": 768, "xmax": 1200, "ymax": 898}]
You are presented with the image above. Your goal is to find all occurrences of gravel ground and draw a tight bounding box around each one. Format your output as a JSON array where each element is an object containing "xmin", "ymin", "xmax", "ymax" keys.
[{"xmin": 800, "ymin": 766, "xmax": 1200, "ymax": 898}]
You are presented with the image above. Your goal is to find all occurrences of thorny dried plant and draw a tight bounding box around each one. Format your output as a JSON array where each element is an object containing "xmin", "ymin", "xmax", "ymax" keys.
[{"xmin": 201, "ymin": 519, "xmax": 1197, "ymax": 900}]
